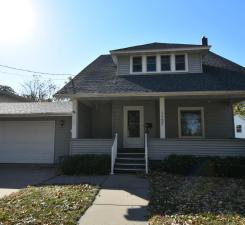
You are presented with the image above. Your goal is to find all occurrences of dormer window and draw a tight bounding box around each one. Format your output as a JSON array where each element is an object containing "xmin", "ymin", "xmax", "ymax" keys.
[
  {"xmin": 132, "ymin": 56, "xmax": 142, "ymax": 72},
  {"xmin": 130, "ymin": 53, "xmax": 188, "ymax": 74},
  {"xmin": 175, "ymin": 55, "xmax": 186, "ymax": 71},
  {"xmin": 147, "ymin": 56, "xmax": 156, "ymax": 72},
  {"xmin": 161, "ymin": 55, "xmax": 171, "ymax": 71}
]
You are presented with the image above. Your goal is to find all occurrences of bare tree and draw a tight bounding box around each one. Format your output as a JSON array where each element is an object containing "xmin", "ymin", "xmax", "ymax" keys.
[{"xmin": 21, "ymin": 76, "xmax": 58, "ymax": 102}]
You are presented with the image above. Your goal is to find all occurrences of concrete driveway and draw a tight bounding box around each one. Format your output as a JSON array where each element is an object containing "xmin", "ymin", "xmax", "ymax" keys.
[{"xmin": 0, "ymin": 164, "xmax": 57, "ymax": 198}]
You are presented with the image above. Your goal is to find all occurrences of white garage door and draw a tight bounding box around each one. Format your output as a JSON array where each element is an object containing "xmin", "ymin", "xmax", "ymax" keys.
[{"xmin": 0, "ymin": 121, "xmax": 55, "ymax": 163}]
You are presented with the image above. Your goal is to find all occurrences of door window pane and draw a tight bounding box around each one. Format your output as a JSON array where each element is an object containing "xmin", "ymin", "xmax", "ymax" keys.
[
  {"xmin": 147, "ymin": 56, "xmax": 156, "ymax": 72},
  {"xmin": 180, "ymin": 110, "xmax": 203, "ymax": 136},
  {"xmin": 132, "ymin": 57, "xmax": 142, "ymax": 72},
  {"xmin": 128, "ymin": 110, "xmax": 140, "ymax": 137}
]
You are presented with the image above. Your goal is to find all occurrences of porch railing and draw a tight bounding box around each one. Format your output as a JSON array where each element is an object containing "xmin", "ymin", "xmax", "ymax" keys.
[
  {"xmin": 111, "ymin": 133, "xmax": 118, "ymax": 175},
  {"xmin": 145, "ymin": 133, "xmax": 149, "ymax": 174}
]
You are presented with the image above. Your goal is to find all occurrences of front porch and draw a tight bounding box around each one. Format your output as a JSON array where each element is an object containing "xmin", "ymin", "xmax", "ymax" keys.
[{"xmin": 70, "ymin": 96, "xmax": 245, "ymax": 172}]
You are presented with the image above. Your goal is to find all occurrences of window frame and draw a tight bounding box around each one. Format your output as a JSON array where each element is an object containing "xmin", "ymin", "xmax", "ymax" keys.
[
  {"xmin": 130, "ymin": 53, "xmax": 188, "ymax": 74},
  {"xmin": 178, "ymin": 107, "xmax": 205, "ymax": 138},
  {"xmin": 175, "ymin": 54, "xmax": 188, "ymax": 72},
  {"xmin": 146, "ymin": 55, "xmax": 157, "ymax": 72},
  {"xmin": 160, "ymin": 54, "xmax": 171, "ymax": 72},
  {"xmin": 131, "ymin": 56, "xmax": 143, "ymax": 73}
]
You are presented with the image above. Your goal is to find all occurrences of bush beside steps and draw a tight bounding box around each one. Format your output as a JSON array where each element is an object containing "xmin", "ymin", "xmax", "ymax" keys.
[
  {"xmin": 151, "ymin": 155, "xmax": 245, "ymax": 178},
  {"xmin": 59, "ymin": 155, "xmax": 110, "ymax": 175}
]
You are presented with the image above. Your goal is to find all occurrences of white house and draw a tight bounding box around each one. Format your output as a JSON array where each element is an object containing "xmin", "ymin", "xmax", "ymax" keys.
[{"xmin": 234, "ymin": 115, "xmax": 245, "ymax": 139}]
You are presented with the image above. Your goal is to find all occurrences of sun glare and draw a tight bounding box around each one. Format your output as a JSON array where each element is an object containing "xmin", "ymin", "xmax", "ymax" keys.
[{"xmin": 0, "ymin": 0, "xmax": 35, "ymax": 46}]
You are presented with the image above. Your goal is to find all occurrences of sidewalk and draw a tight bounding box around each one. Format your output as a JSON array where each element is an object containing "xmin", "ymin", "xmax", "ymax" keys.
[{"xmin": 78, "ymin": 175, "xmax": 149, "ymax": 225}]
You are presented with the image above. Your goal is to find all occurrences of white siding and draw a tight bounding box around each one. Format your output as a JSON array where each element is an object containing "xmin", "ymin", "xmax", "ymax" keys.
[
  {"xmin": 149, "ymin": 138, "xmax": 245, "ymax": 159},
  {"xmin": 234, "ymin": 115, "xmax": 245, "ymax": 139},
  {"xmin": 71, "ymin": 139, "xmax": 113, "ymax": 155}
]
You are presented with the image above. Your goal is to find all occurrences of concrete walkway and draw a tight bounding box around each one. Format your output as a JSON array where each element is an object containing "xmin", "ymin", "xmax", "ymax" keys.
[{"xmin": 78, "ymin": 175, "xmax": 149, "ymax": 225}]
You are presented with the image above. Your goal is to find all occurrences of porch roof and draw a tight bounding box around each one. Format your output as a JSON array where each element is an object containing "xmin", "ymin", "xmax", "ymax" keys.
[{"xmin": 56, "ymin": 51, "xmax": 245, "ymax": 97}]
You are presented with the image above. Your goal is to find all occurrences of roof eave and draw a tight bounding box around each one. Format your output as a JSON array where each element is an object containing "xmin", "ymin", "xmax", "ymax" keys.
[
  {"xmin": 110, "ymin": 46, "xmax": 211, "ymax": 55},
  {"xmin": 56, "ymin": 90, "xmax": 245, "ymax": 99}
]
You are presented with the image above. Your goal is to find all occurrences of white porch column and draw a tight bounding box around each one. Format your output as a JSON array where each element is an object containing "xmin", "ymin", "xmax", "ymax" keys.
[
  {"xmin": 72, "ymin": 99, "xmax": 78, "ymax": 139},
  {"xmin": 159, "ymin": 97, "xmax": 166, "ymax": 139}
]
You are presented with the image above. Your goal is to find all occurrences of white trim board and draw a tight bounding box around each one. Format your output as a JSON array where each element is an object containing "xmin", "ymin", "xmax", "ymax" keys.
[{"xmin": 58, "ymin": 90, "xmax": 245, "ymax": 99}]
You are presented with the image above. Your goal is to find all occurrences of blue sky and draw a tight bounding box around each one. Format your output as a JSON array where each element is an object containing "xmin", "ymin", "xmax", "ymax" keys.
[{"xmin": 0, "ymin": 0, "xmax": 244, "ymax": 93}]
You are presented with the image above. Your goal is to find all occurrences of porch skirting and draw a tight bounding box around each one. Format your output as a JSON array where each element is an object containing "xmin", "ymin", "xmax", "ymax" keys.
[
  {"xmin": 70, "ymin": 138, "xmax": 245, "ymax": 159},
  {"xmin": 149, "ymin": 139, "xmax": 245, "ymax": 159},
  {"xmin": 70, "ymin": 139, "xmax": 113, "ymax": 155}
]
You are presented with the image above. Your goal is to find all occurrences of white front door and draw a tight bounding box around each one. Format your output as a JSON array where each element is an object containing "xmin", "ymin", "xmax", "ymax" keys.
[{"xmin": 123, "ymin": 106, "xmax": 144, "ymax": 148}]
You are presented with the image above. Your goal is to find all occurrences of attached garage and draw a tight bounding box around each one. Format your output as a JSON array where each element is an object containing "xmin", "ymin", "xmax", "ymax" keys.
[
  {"xmin": 0, "ymin": 102, "xmax": 72, "ymax": 164},
  {"xmin": 0, "ymin": 121, "xmax": 55, "ymax": 163}
]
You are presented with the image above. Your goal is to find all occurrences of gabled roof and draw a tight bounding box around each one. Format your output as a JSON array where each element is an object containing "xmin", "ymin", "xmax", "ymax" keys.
[
  {"xmin": 110, "ymin": 42, "xmax": 209, "ymax": 53},
  {"xmin": 56, "ymin": 51, "xmax": 245, "ymax": 97},
  {"xmin": 0, "ymin": 102, "xmax": 72, "ymax": 116}
]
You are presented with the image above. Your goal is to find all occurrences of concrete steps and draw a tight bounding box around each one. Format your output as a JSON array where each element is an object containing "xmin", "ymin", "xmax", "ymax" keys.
[{"xmin": 114, "ymin": 148, "xmax": 146, "ymax": 174}]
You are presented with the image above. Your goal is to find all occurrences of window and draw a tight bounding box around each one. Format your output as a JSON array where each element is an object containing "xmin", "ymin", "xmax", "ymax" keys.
[
  {"xmin": 132, "ymin": 56, "xmax": 142, "ymax": 72},
  {"xmin": 175, "ymin": 55, "xmax": 186, "ymax": 71},
  {"xmin": 178, "ymin": 107, "xmax": 204, "ymax": 138},
  {"xmin": 130, "ymin": 54, "xmax": 188, "ymax": 74},
  {"xmin": 236, "ymin": 125, "xmax": 242, "ymax": 133},
  {"xmin": 147, "ymin": 56, "xmax": 156, "ymax": 72},
  {"xmin": 127, "ymin": 110, "xmax": 140, "ymax": 137},
  {"xmin": 161, "ymin": 55, "xmax": 171, "ymax": 71}
]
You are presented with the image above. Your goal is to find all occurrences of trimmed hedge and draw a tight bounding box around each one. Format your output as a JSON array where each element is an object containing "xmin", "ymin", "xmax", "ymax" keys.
[
  {"xmin": 151, "ymin": 155, "xmax": 245, "ymax": 178},
  {"xmin": 59, "ymin": 155, "xmax": 110, "ymax": 175}
]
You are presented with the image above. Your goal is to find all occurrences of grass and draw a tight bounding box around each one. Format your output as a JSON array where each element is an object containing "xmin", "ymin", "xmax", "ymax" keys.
[
  {"xmin": 149, "ymin": 172, "xmax": 245, "ymax": 225},
  {"xmin": 0, "ymin": 184, "xmax": 99, "ymax": 225}
]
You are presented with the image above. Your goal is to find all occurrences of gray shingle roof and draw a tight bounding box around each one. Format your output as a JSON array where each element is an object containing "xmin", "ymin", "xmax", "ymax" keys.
[
  {"xmin": 0, "ymin": 102, "xmax": 72, "ymax": 116},
  {"xmin": 111, "ymin": 42, "xmax": 205, "ymax": 52},
  {"xmin": 57, "ymin": 51, "xmax": 245, "ymax": 96}
]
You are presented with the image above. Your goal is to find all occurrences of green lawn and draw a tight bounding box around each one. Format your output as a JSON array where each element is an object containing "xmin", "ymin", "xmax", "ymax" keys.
[
  {"xmin": 0, "ymin": 184, "xmax": 98, "ymax": 225},
  {"xmin": 149, "ymin": 172, "xmax": 245, "ymax": 225}
]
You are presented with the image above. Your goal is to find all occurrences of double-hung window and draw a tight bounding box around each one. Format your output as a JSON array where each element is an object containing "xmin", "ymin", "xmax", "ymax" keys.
[
  {"xmin": 132, "ymin": 56, "xmax": 142, "ymax": 72},
  {"xmin": 175, "ymin": 55, "xmax": 186, "ymax": 71},
  {"xmin": 146, "ymin": 56, "xmax": 156, "ymax": 72},
  {"xmin": 161, "ymin": 55, "xmax": 171, "ymax": 71}
]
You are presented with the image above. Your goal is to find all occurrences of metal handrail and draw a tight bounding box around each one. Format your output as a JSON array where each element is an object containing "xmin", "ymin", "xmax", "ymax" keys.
[
  {"xmin": 111, "ymin": 133, "xmax": 118, "ymax": 175},
  {"xmin": 145, "ymin": 133, "xmax": 149, "ymax": 174}
]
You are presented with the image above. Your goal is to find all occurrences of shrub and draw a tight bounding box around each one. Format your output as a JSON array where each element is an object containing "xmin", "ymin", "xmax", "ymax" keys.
[
  {"xmin": 151, "ymin": 155, "xmax": 245, "ymax": 178},
  {"xmin": 59, "ymin": 154, "xmax": 110, "ymax": 175}
]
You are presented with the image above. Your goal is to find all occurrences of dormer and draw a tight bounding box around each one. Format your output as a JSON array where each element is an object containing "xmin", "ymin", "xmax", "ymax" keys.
[{"xmin": 110, "ymin": 37, "xmax": 211, "ymax": 75}]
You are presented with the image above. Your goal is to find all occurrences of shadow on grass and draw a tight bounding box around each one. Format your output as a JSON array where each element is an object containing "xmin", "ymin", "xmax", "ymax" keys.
[{"xmin": 148, "ymin": 171, "xmax": 245, "ymax": 224}]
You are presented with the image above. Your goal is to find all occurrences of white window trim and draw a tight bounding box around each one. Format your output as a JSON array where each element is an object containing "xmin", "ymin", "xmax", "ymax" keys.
[
  {"xmin": 146, "ymin": 55, "xmax": 157, "ymax": 72},
  {"xmin": 130, "ymin": 56, "xmax": 143, "ymax": 74},
  {"xmin": 160, "ymin": 54, "xmax": 172, "ymax": 72},
  {"xmin": 178, "ymin": 107, "xmax": 205, "ymax": 138},
  {"xmin": 174, "ymin": 53, "xmax": 189, "ymax": 72},
  {"xmin": 130, "ymin": 53, "xmax": 189, "ymax": 74}
]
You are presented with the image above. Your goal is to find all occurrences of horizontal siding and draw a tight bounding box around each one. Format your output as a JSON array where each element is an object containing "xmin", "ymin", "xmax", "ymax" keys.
[
  {"xmin": 117, "ymin": 56, "xmax": 130, "ymax": 75},
  {"xmin": 188, "ymin": 53, "xmax": 202, "ymax": 73},
  {"xmin": 71, "ymin": 139, "xmax": 113, "ymax": 155},
  {"xmin": 149, "ymin": 138, "xmax": 245, "ymax": 159}
]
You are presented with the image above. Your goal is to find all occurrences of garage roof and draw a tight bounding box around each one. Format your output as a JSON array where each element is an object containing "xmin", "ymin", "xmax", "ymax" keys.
[{"xmin": 0, "ymin": 102, "xmax": 72, "ymax": 117}]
